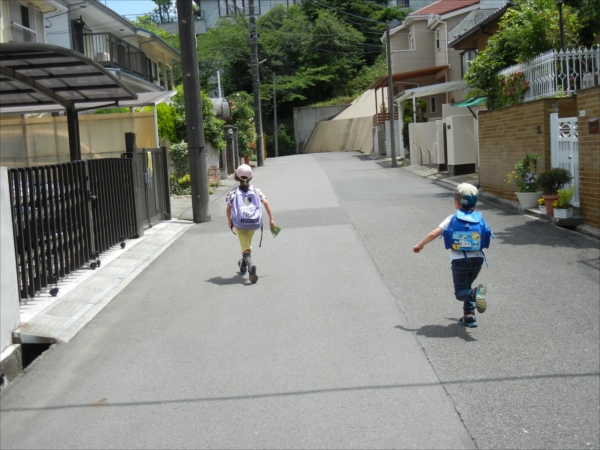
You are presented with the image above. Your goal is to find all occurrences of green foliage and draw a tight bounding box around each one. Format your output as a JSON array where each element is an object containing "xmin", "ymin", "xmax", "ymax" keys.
[
  {"xmin": 402, "ymin": 99, "xmax": 428, "ymax": 150},
  {"xmin": 310, "ymin": 97, "xmax": 355, "ymax": 107},
  {"xmin": 465, "ymin": 0, "xmax": 581, "ymax": 109},
  {"xmin": 537, "ymin": 168, "xmax": 573, "ymax": 195},
  {"xmin": 93, "ymin": 107, "xmax": 130, "ymax": 115},
  {"xmin": 555, "ymin": 185, "xmax": 575, "ymax": 208},
  {"xmin": 156, "ymin": 102, "xmax": 178, "ymax": 143},
  {"xmin": 504, "ymin": 154, "xmax": 540, "ymax": 192},
  {"xmin": 228, "ymin": 91, "xmax": 256, "ymax": 158},
  {"xmin": 265, "ymin": 124, "xmax": 296, "ymax": 157},
  {"xmin": 169, "ymin": 140, "xmax": 189, "ymax": 179},
  {"xmin": 171, "ymin": 85, "xmax": 225, "ymax": 150}
]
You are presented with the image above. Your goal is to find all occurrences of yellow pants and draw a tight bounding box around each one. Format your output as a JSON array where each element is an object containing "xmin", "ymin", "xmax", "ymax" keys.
[{"xmin": 235, "ymin": 228, "xmax": 256, "ymax": 253}]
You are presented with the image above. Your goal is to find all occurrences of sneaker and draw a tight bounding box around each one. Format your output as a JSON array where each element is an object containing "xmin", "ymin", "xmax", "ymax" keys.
[
  {"xmin": 475, "ymin": 284, "xmax": 487, "ymax": 313},
  {"xmin": 459, "ymin": 315, "xmax": 478, "ymax": 328},
  {"xmin": 248, "ymin": 264, "xmax": 258, "ymax": 284},
  {"xmin": 238, "ymin": 259, "xmax": 247, "ymax": 274}
]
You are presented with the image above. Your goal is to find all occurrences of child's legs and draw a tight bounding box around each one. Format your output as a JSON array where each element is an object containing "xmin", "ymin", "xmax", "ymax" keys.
[
  {"xmin": 236, "ymin": 228, "xmax": 255, "ymax": 255},
  {"xmin": 451, "ymin": 258, "xmax": 484, "ymax": 314}
]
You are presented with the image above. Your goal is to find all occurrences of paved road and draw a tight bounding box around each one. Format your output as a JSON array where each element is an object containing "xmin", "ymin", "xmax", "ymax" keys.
[{"xmin": 1, "ymin": 153, "xmax": 599, "ymax": 449}]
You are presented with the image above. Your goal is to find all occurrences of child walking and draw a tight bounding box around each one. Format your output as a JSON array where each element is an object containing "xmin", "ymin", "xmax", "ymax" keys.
[
  {"xmin": 413, "ymin": 183, "xmax": 492, "ymax": 327},
  {"xmin": 225, "ymin": 164, "xmax": 275, "ymax": 284}
]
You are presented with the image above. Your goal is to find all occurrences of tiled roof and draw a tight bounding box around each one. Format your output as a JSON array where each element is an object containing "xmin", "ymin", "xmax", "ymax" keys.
[
  {"xmin": 448, "ymin": 4, "xmax": 508, "ymax": 45},
  {"xmin": 410, "ymin": 0, "xmax": 480, "ymax": 16}
]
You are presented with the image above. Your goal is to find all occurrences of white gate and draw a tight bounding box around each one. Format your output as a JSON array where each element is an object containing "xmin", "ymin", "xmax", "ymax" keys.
[{"xmin": 550, "ymin": 113, "xmax": 579, "ymax": 207}]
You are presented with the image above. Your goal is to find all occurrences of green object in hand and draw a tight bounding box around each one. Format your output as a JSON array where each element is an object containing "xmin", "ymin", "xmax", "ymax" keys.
[{"xmin": 271, "ymin": 225, "xmax": 281, "ymax": 238}]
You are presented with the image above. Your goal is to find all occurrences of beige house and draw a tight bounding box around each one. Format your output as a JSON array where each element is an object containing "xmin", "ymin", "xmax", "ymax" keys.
[{"xmin": 0, "ymin": 0, "xmax": 67, "ymax": 43}]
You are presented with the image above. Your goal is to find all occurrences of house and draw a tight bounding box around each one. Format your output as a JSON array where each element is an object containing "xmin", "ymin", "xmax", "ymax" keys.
[
  {"xmin": 43, "ymin": 0, "xmax": 180, "ymax": 93},
  {"xmin": 0, "ymin": 0, "xmax": 67, "ymax": 43}
]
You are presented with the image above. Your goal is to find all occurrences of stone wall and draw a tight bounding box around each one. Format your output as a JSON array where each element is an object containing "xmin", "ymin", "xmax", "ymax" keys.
[{"xmin": 577, "ymin": 87, "xmax": 600, "ymax": 228}]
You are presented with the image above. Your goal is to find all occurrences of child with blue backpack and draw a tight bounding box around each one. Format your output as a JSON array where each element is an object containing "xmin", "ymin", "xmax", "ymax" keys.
[
  {"xmin": 413, "ymin": 183, "xmax": 493, "ymax": 327},
  {"xmin": 226, "ymin": 164, "xmax": 275, "ymax": 284}
]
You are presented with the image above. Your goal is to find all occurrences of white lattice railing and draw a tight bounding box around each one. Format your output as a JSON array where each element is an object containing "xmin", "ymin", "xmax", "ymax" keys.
[{"xmin": 498, "ymin": 47, "xmax": 600, "ymax": 102}]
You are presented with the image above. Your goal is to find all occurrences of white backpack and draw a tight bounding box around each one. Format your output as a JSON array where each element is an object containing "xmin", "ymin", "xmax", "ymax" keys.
[{"xmin": 230, "ymin": 186, "xmax": 263, "ymax": 230}]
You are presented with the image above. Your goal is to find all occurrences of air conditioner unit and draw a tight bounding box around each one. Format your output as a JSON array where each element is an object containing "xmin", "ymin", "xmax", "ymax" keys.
[{"xmin": 96, "ymin": 52, "xmax": 110, "ymax": 62}]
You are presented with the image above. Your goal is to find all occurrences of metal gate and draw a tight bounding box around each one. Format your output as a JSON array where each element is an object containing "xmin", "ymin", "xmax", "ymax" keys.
[{"xmin": 550, "ymin": 113, "xmax": 579, "ymax": 207}]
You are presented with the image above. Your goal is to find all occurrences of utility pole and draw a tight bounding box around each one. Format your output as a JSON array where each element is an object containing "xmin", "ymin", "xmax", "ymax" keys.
[
  {"xmin": 177, "ymin": 0, "xmax": 211, "ymax": 222},
  {"xmin": 249, "ymin": 0, "xmax": 264, "ymax": 167},
  {"xmin": 273, "ymin": 72, "xmax": 278, "ymax": 157},
  {"xmin": 386, "ymin": 21, "xmax": 397, "ymax": 167}
]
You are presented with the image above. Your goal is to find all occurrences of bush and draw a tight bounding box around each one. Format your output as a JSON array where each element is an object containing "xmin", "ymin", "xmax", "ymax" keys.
[
  {"xmin": 169, "ymin": 141, "xmax": 189, "ymax": 178},
  {"xmin": 266, "ymin": 124, "xmax": 296, "ymax": 157},
  {"xmin": 537, "ymin": 168, "xmax": 573, "ymax": 195}
]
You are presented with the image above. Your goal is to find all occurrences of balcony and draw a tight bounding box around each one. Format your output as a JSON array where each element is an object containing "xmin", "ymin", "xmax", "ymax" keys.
[
  {"xmin": 73, "ymin": 33, "xmax": 151, "ymax": 83},
  {"xmin": 10, "ymin": 22, "xmax": 38, "ymax": 43}
]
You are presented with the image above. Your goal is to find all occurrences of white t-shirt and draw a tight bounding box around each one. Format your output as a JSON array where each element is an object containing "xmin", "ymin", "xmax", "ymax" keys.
[{"xmin": 439, "ymin": 214, "xmax": 485, "ymax": 261}]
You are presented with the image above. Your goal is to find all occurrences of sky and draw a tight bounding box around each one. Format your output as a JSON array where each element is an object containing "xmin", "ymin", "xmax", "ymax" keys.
[{"xmin": 104, "ymin": 1, "xmax": 159, "ymax": 19}]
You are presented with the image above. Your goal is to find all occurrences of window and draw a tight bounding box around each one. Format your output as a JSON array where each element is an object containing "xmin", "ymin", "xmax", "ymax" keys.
[
  {"xmin": 461, "ymin": 50, "xmax": 478, "ymax": 77},
  {"xmin": 20, "ymin": 3, "xmax": 31, "ymax": 29},
  {"xmin": 396, "ymin": 0, "xmax": 410, "ymax": 7},
  {"xmin": 408, "ymin": 33, "xmax": 414, "ymax": 50},
  {"xmin": 431, "ymin": 96, "xmax": 437, "ymax": 113},
  {"xmin": 436, "ymin": 29, "xmax": 440, "ymax": 50}
]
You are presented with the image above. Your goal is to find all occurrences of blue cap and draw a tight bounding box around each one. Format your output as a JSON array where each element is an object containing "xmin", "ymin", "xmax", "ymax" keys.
[{"xmin": 455, "ymin": 183, "xmax": 479, "ymax": 207}]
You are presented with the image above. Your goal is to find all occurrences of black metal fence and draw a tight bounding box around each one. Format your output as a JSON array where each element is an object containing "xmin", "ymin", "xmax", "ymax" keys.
[{"xmin": 7, "ymin": 158, "xmax": 147, "ymax": 301}]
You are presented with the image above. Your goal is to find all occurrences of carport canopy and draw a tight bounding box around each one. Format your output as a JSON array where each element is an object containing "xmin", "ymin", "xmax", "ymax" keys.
[
  {"xmin": 0, "ymin": 42, "xmax": 138, "ymax": 161},
  {"xmin": 394, "ymin": 80, "xmax": 468, "ymax": 104}
]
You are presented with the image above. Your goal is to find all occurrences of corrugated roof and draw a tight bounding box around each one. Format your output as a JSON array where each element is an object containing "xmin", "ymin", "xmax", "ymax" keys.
[{"xmin": 410, "ymin": 0, "xmax": 480, "ymax": 16}]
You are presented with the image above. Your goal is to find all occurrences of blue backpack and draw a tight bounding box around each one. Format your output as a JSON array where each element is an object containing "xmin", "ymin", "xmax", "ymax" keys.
[{"xmin": 443, "ymin": 210, "xmax": 493, "ymax": 255}]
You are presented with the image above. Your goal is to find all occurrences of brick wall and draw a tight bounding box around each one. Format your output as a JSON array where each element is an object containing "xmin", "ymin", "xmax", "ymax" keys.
[
  {"xmin": 479, "ymin": 97, "xmax": 577, "ymax": 200},
  {"xmin": 577, "ymin": 87, "xmax": 600, "ymax": 228}
]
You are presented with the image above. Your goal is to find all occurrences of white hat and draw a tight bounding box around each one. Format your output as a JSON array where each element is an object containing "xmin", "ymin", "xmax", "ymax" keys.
[
  {"xmin": 455, "ymin": 183, "xmax": 479, "ymax": 207},
  {"xmin": 235, "ymin": 164, "xmax": 253, "ymax": 180}
]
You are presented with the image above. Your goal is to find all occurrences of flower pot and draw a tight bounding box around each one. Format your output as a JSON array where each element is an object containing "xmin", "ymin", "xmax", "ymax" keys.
[
  {"xmin": 553, "ymin": 207, "xmax": 573, "ymax": 219},
  {"xmin": 515, "ymin": 191, "xmax": 543, "ymax": 209},
  {"xmin": 244, "ymin": 156, "xmax": 249, "ymax": 165},
  {"xmin": 543, "ymin": 195, "xmax": 559, "ymax": 217},
  {"xmin": 539, "ymin": 205, "xmax": 547, "ymax": 214}
]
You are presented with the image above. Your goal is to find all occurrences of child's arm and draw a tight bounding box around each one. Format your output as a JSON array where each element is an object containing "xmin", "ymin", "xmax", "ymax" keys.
[
  {"xmin": 413, "ymin": 227, "xmax": 443, "ymax": 253},
  {"xmin": 262, "ymin": 199, "xmax": 276, "ymax": 228},
  {"xmin": 226, "ymin": 204, "xmax": 232, "ymax": 228}
]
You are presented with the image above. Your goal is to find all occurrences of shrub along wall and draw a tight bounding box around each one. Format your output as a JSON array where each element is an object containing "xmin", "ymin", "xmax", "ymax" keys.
[
  {"xmin": 478, "ymin": 97, "xmax": 577, "ymax": 201},
  {"xmin": 577, "ymin": 86, "xmax": 600, "ymax": 229}
]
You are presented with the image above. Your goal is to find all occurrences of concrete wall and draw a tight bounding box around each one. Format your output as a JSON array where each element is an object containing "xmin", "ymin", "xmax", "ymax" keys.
[
  {"xmin": 0, "ymin": 168, "xmax": 20, "ymax": 354},
  {"xmin": 408, "ymin": 122, "xmax": 438, "ymax": 165},
  {"xmin": 293, "ymin": 105, "xmax": 349, "ymax": 154},
  {"xmin": 478, "ymin": 97, "xmax": 578, "ymax": 201},
  {"xmin": 446, "ymin": 115, "xmax": 477, "ymax": 173},
  {"xmin": 303, "ymin": 117, "xmax": 373, "ymax": 154},
  {"xmin": 577, "ymin": 87, "xmax": 600, "ymax": 228}
]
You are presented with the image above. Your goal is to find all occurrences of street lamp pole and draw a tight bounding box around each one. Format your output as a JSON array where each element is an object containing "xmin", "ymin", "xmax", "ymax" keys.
[
  {"xmin": 556, "ymin": 0, "xmax": 564, "ymax": 52},
  {"xmin": 273, "ymin": 71, "xmax": 278, "ymax": 157},
  {"xmin": 386, "ymin": 21, "xmax": 397, "ymax": 167},
  {"xmin": 249, "ymin": 0, "xmax": 264, "ymax": 167}
]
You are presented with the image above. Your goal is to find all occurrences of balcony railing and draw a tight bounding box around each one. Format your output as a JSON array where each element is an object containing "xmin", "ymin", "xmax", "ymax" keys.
[
  {"xmin": 10, "ymin": 21, "xmax": 37, "ymax": 43},
  {"xmin": 498, "ymin": 47, "xmax": 600, "ymax": 102},
  {"xmin": 74, "ymin": 32, "xmax": 150, "ymax": 82}
]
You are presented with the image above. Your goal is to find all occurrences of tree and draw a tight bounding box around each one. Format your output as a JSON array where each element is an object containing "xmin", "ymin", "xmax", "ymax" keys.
[{"xmin": 465, "ymin": 0, "xmax": 581, "ymax": 109}]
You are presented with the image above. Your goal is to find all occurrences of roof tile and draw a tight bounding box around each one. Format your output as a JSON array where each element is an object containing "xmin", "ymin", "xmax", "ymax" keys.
[{"xmin": 410, "ymin": 0, "xmax": 480, "ymax": 17}]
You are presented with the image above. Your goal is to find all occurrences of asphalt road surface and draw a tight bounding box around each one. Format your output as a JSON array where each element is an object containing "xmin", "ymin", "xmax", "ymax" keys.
[{"xmin": 1, "ymin": 152, "xmax": 598, "ymax": 449}]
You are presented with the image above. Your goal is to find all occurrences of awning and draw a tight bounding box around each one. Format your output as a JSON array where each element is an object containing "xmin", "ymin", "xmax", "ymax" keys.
[
  {"xmin": 451, "ymin": 96, "xmax": 487, "ymax": 107},
  {"xmin": 394, "ymin": 80, "xmax": 468, "ymax": 104},
  {"xmin": 0, "ymin": 42, "xmax": 138, "ymax": 161},
  {"xmin": 370, "ymin": 65, "xmax": 448, "ymax": 90},
  {"xmin": 0, "ymin": 91, "xmax": 176, "ymax": 115}
]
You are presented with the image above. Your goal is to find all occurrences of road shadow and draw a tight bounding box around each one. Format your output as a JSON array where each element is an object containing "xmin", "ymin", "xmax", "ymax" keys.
[
  {"xmin": 494, "ymin": 220, "xmax": 599, "ymax": 249},
  {"xmin": 206, "ymin": 274, "xmax": 247, "ymax": 286},
  {"xmin": 395, "ymin": 318, "xmax": 478, "ymax": 342}
]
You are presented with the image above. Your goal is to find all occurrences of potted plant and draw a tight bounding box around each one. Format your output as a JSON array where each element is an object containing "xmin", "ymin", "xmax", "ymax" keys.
[
  {"xmin": 552, "ymin": 186, "xmax": 575, "ymax": 218},
  {"xmin": 537, "ymin": 197, "xmax": 546, "ymax": 214},
  {"xmin": 537, "ymin": 168, "xmax": 573, "ymax": 217},
  {"xmin": 505, "ymin": 154, "xmax": 542, "ymax": 208}
]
